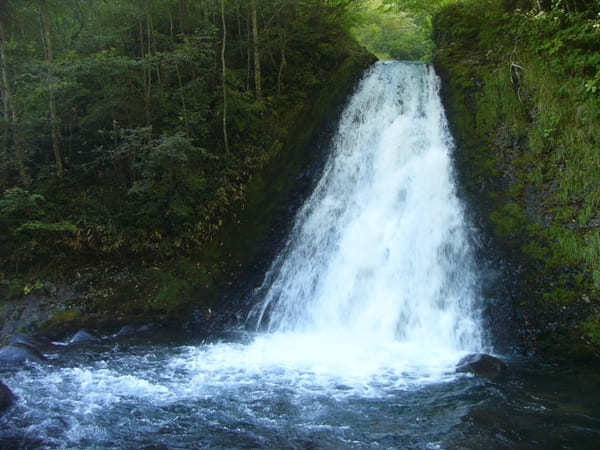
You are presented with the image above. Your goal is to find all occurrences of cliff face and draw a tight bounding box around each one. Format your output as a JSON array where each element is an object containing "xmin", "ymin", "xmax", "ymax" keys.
[{"xmin": 433, "ymin": 2, "xmax": 600, "ymax": 359}]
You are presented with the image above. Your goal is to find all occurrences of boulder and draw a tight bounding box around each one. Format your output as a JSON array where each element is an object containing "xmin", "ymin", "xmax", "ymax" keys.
[
  {"xmin": 8, "ymin": 333, "xmax": 50, "ymax": 349},
  {"xmin": 69, "ymin": 329, "xmax": 98, "ymax": 344},
  {"xmin": 114, "ymin": 325, "xmax": 136, "ymax": 337},
  {"xmin": 137, "ymin": 324, "xmax": 154, "ymax": 334},
  {"xmin": 0, "ymin": 344, "xmax": 47, "ymax": 365},
  {"xmin": 456, "ymin": 353, "xmax": 507, "ymax": 380},
  {"xmin": 0, "ymin": 381, "xmax": 15, "ymax": 414}
]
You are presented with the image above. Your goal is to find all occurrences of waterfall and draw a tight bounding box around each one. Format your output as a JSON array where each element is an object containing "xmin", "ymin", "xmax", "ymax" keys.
[{"xmin": 249, "ymin": 61, "xmax": 484, "ymax": 358}]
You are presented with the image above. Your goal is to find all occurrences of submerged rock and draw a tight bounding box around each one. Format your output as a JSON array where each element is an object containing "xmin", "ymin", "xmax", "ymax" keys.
[
  {"xmin": 0, "ymin": 344, "xmax": 47, "ymax": 365},
  {"xmin": 0, "ymin": 381, "xmax": 15, "ymax": 414},
  {"xmin": 69, "ymin": 329, "xmax": 98, "ymax": 344},
  {"xmin": 456, "ymin": 353, "xmax": 507, "ymax": 380}
]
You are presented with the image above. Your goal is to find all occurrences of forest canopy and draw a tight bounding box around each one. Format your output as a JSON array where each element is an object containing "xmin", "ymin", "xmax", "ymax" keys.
[
  {"xmin": 351, "ymin": 0, "xmax": 434, "ymax": 60},
  {"xmin": 0, "ymin": 0, "xmax": 367, "ymax": 279}
]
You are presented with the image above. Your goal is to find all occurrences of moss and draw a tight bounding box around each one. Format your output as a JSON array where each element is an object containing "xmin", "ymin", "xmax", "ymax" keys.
[
  {"xmin": 148, "ymin": 276, "xmax": 191, "ymax": 315},
  {"xmin": 490, "ymin": 202, "xmax": 527, "ymax": 238},
  {"xmin": 50, "ymin": 308, "xmax": 82, "ymax": 323},
  {"xmin": 434, "ymin": 1, "xmax": 600, "ymax": 359},
  {"xmin": 542, "ymin": 288, "xmax": 578, "ymax": 306},
  {"xmin": 41, "ymin": 308, "xmax": 85, "ymax": 334},
  {"xmin": 581, "ymin": 314, "xmax": 600, "ymax": 349}
]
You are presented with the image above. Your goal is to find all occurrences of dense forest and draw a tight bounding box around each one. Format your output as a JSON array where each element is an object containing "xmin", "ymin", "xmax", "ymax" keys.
[
  {"xmin": 0, "ymin": 0, "xmax": 357, "ymax": 265},
  {"xmin": 1, "ymin": 0, "xmax": 600, "ymax": 359},
  {"xmin": 0, "ymin": 0, "xmax": 376, "ymax": 330}
]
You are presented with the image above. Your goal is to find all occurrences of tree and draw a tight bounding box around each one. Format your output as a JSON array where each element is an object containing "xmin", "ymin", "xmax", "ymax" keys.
[
  {"xmin": 0, "ymin": 0, "xmax": 370, "ymax": 279},
  {"xmin": 221, "ymin": 0, "xmax": 229, "ymax": 153},
  {"xmin": 0, "ymin": 7, "xmax": 30, "ymax": 186},
  {"xmin": 251, "ymin": 0, "xmax": 262, "ymax": 100},
  {"xmin": 39, "ymin": 0, "xmax": 64, "ymax": 177}
]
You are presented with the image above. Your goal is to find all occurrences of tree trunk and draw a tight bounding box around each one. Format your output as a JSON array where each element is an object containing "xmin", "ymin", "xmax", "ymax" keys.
[
  {"xmin": 145, "ymin": 6, "xmax": 153, "ymax": 126},
  {"xmin": 278, "ymin": 32, "xmax": 287, "ymax": 97},
  {"xmin": 40, "ymin": 0, "xmax": 63, "ymax": 177},
  {"xmin": 175, "ymin": 63, "xmax": 189, "ymax": 134},
  {"xmin": 246, "ymin": 8, "xmax": 251, "ymax": 92},
  {"xmin": 251, "ymin": 0, "xmax": 262, "ymax": 100},
  {"xmin": 0, "ymin": 16, "xmax": 30, "ymax": 185},
  {"xmin": 221, "ymin": 0, "xmax": 229, "ymax": 154},
  {"xmin": 0, "ymin": 24, "xmax": 9, "ymax": 158}
]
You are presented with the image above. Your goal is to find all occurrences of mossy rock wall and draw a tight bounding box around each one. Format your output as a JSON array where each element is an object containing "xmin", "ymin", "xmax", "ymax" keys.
[{"xmin": 433, "ymin": 1, "xmax": 600, "ymax": 359}]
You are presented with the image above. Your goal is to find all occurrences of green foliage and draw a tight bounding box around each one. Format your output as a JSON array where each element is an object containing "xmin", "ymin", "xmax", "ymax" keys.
[
  {"xmin": 47, "ymin": 308, "xmax": 83, "ymax": 327},
  {"xmin": 0, "ymin": 278, "xmax": 26, "ymax": 299},
  {"xmin": 0, "ymin": 188, "xmax": 45, "ymax": 221},
  {"xmin": 0, "ymin": 0, "xmax": 373, "ymax": 333},
  {"xmin": 490, "ymin": 202, "xmax": 527, "ymax": 237},
  {"xmin": 17, "ymin": 221, "xmax": 77, "ymax": 234},
  {"xmin": 383, "ymin": 0, "xmax": 460, "ymax": 15},
  {"xmin": 0, "ymin": 187, "xmax": 79, "ymax": 268},
  {"xmin": 581, "ymin": 314, "xmax": 600, "ymax": 347},
  {"xmin": 434, "ymin": 0, "xmax": 600, "ymax": 357},
  {"xmin": 352, "ymin": 1, "xmax": 434, "ymax": 60}
]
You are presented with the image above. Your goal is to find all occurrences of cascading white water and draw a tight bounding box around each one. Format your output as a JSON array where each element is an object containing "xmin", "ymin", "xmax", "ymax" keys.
[{"xmin": 248, "ymin": 61, "xmax": 483, "ymax": 362}]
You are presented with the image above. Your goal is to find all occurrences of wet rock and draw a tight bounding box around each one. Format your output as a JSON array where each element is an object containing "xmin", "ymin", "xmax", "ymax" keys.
[
  {"xmin": 456, "ymin": 353, "xmax": 507, "ymax": 380},
  {"xmin": 137, "ymin": 324, "xmax": 154, "ymax": 334},
  {"xmin": 0, "ymin": 344, "xmax": 47, "ymax": 365},
  {"xmin": 8, "ymin": 333, "xmax": 50, "ymax": 349},
  {"xmin": 0, "ymin": 381, "xmax": 15, "ymax": 414},
  {"xmin": 0, "ymin": 287, "xmax": 79, "ymax": 338},
  {"xmin": 69, "ymin": 329, "xmax": 98, "ymax": 344},
  {"xmin": 114, "ymin": 325, "xmax": 136, "ymax": 337}
]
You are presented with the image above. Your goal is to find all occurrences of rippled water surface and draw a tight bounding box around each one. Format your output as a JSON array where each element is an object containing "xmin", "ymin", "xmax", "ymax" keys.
[{"xmin": 1, "ymin": 334, "xmax": 599, "ymax": 449}]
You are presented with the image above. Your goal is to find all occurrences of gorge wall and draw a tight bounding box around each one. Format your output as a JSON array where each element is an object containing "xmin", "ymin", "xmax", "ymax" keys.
[{"xmin": 433, "ymin": 1, "xmax": 600, "ymax": 359}]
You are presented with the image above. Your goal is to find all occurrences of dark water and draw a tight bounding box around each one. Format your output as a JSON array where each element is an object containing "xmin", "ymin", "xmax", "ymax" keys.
[{"xmin": 1, "ymin": 332, "xmax": 599, "ymax": 449}]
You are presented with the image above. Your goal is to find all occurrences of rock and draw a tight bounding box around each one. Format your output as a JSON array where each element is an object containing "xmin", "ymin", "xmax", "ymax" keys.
[
  {"xmin": 456, "ymin": 353, "xmax": 507, "ymax": 380},
  {"xmin": 114, "ymin": 325, "xmax": 136, "ymax": 337},
  {"xmin": 0, "ymin": 344, "xmax": 47, "ymax": 365},
  {"xmin": 0, "ymin": 287, "xmax": 79, "ymax": 338},
  {"xmin": 69, "ymin": 329, "xmax": 98, "ymax": 344},
  {"xmin": 137, "ymin": 324, "xmax": 154, "ymax": 334},
  {"xmin": 0, "ymin": 381, "xmax": 15, "ymax": 414},
  {"xmin": 8, "ymin": 333, "xmax": 50, "ymax": 349}
]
